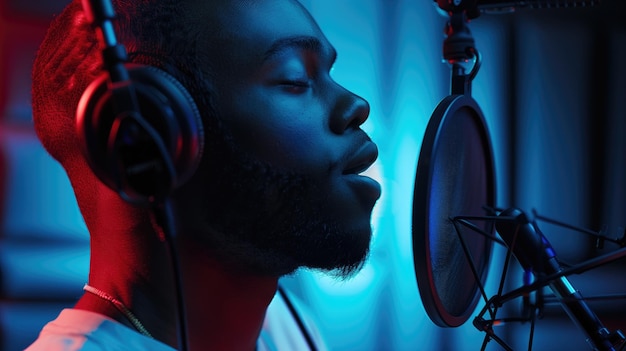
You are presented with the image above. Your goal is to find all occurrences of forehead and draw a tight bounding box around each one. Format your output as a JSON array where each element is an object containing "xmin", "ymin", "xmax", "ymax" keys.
[
  {"xmin": 191, "ymin": 0, "xmax": 331, "ymax": 66},
  {"xmin": 225, "ymin": 0, "xmax": 321, "ymax": 36}
]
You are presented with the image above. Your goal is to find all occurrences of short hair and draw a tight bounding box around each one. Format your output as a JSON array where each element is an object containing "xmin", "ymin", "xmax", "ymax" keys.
[{"xmin": 32, "ymin": 0, "xmax": 215, "ymax": 170}]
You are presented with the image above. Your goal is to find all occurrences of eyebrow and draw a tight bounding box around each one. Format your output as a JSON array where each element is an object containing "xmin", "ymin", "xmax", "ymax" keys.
[{"xmin": 262, "ymin": 35, "xmax": 337, "ymax": 65}]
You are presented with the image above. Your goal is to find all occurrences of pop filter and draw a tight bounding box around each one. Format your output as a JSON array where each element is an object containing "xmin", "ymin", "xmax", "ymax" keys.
[{"xmin": 412, "ymin": 94, "xmax": 496, "ymax": 327}]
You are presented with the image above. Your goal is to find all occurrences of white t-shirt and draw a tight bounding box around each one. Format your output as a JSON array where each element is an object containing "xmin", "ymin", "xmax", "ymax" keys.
[{"xmin": 25, "ymin": 289, "xmax": 326, "ymax": 351}]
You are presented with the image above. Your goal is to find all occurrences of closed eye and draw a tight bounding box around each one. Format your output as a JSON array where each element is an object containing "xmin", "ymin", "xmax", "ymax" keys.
[
  {"xmin": 281, "ymin": 80, "xmax": 310, "ymax": 87},
  {"xmin": 279, "ymin": 80, "xmax": 312, "ymax": 93}
]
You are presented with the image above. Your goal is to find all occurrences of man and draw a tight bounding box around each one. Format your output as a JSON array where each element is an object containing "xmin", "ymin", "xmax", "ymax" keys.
[{"xmin": 27, "ymin": 0, "xmax": 380, "ymax": 350}]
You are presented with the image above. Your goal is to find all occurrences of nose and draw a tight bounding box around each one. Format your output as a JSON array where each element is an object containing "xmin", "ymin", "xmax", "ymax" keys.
[{"xmin": 329, "ymin": 90, "xmax": 370, "ymax": 134}]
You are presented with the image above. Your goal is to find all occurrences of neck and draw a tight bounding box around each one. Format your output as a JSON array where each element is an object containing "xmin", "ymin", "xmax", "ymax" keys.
[
  {"xmin": 178, "ymin": 236, "xmax": 279, "ymax": 351},
  {"xmin": 184, "ymin": 271, "xmax": 279, "ymax": 350}
]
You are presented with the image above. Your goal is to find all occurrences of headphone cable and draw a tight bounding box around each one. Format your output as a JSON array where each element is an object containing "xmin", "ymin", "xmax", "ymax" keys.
[{"xmin": 154, "ymin": 199, "xmax": 189, "ymax": 351}]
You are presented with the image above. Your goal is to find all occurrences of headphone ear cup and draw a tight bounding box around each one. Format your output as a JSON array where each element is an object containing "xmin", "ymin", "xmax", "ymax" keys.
[{"xmin": 76, "ymin": 64, "xmax": 204, "ymax": 204}]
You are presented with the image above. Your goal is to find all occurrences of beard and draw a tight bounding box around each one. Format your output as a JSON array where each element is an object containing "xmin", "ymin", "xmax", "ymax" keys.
[{"xmin": 184, "ymin": 117, "xmax": 372, "ymax": 278}]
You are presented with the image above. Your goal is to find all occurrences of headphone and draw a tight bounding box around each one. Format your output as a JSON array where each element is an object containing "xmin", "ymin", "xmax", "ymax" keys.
[
  {"xmin": 75, "ymin": 3, "xmax": 199, "ymax": 350},
  {"xmin": 75, "ymin": 0, "xmax": 204, "ymax": 205}
]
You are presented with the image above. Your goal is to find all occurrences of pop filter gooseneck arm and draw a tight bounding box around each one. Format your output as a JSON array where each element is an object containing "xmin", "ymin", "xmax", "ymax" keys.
[
  {"xmin": 80, "ymin": 1, "xmax": 188, "ymax": 350},
  {"xmin": 436, "ymin": 0, "xmax": 482, "ymax": 95}
]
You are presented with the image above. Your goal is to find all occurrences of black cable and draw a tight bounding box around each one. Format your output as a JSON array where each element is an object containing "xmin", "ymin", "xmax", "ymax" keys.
[
  {"xmin": 277, "ymin": 286, "xmax": 317, "ymax": 351},
  {"xmin": 154, "ymin": 200, "xmax": 188, "ymax": 351}
]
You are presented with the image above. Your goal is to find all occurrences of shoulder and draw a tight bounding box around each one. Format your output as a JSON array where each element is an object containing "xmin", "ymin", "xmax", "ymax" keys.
[{"xmin": 25, "ymin": 309, "xmax": 175, "ymax": 351}]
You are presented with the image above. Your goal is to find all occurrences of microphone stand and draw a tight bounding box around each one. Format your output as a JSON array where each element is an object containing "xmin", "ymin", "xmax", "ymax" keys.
[{"xmin": 475, "ymin": 209, "xmax": 626, "ymax": 351}]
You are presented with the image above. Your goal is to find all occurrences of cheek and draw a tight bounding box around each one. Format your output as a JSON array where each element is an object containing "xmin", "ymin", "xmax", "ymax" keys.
[{"xmin": 222, "ymin": 90, "xmax": 333, "ymax": 172}]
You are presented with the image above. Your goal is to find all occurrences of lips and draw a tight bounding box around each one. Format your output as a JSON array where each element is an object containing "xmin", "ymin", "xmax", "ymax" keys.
[{"xmin": 342, "ymin": 141, "xmax": 378, "ymax": 176}]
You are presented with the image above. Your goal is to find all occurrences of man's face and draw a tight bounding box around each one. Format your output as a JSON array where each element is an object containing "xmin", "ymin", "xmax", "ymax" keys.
[{"xmin": 180, "ymin": 0, "xmax": 381, "ymax": 277}]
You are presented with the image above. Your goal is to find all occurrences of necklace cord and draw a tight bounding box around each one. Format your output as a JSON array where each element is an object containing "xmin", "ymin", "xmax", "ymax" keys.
[{"xmin": 83, "ymin": 283, "xmax": 153, "ymax": 338}]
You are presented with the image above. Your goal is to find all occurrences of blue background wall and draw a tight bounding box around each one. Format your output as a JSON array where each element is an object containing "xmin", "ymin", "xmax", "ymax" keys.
[{"xmin": 1, "ymin": 1, "xmax": 625, "ymax": 350}]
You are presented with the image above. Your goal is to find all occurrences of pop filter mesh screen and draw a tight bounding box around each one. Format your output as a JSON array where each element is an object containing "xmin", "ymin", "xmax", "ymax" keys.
[{"xmin": 413, "ymin": 96, "xmax": 495, "ymax": 327}]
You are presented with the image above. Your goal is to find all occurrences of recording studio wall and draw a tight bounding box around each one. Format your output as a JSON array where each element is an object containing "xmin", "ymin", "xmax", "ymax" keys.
[
  {"xmin": 1, "ymin": 1, "xmax": 625, "ymax": 350},
  {"xmin": 0, "ymin": 1, "xmax": 89, "ymax": 350}
]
